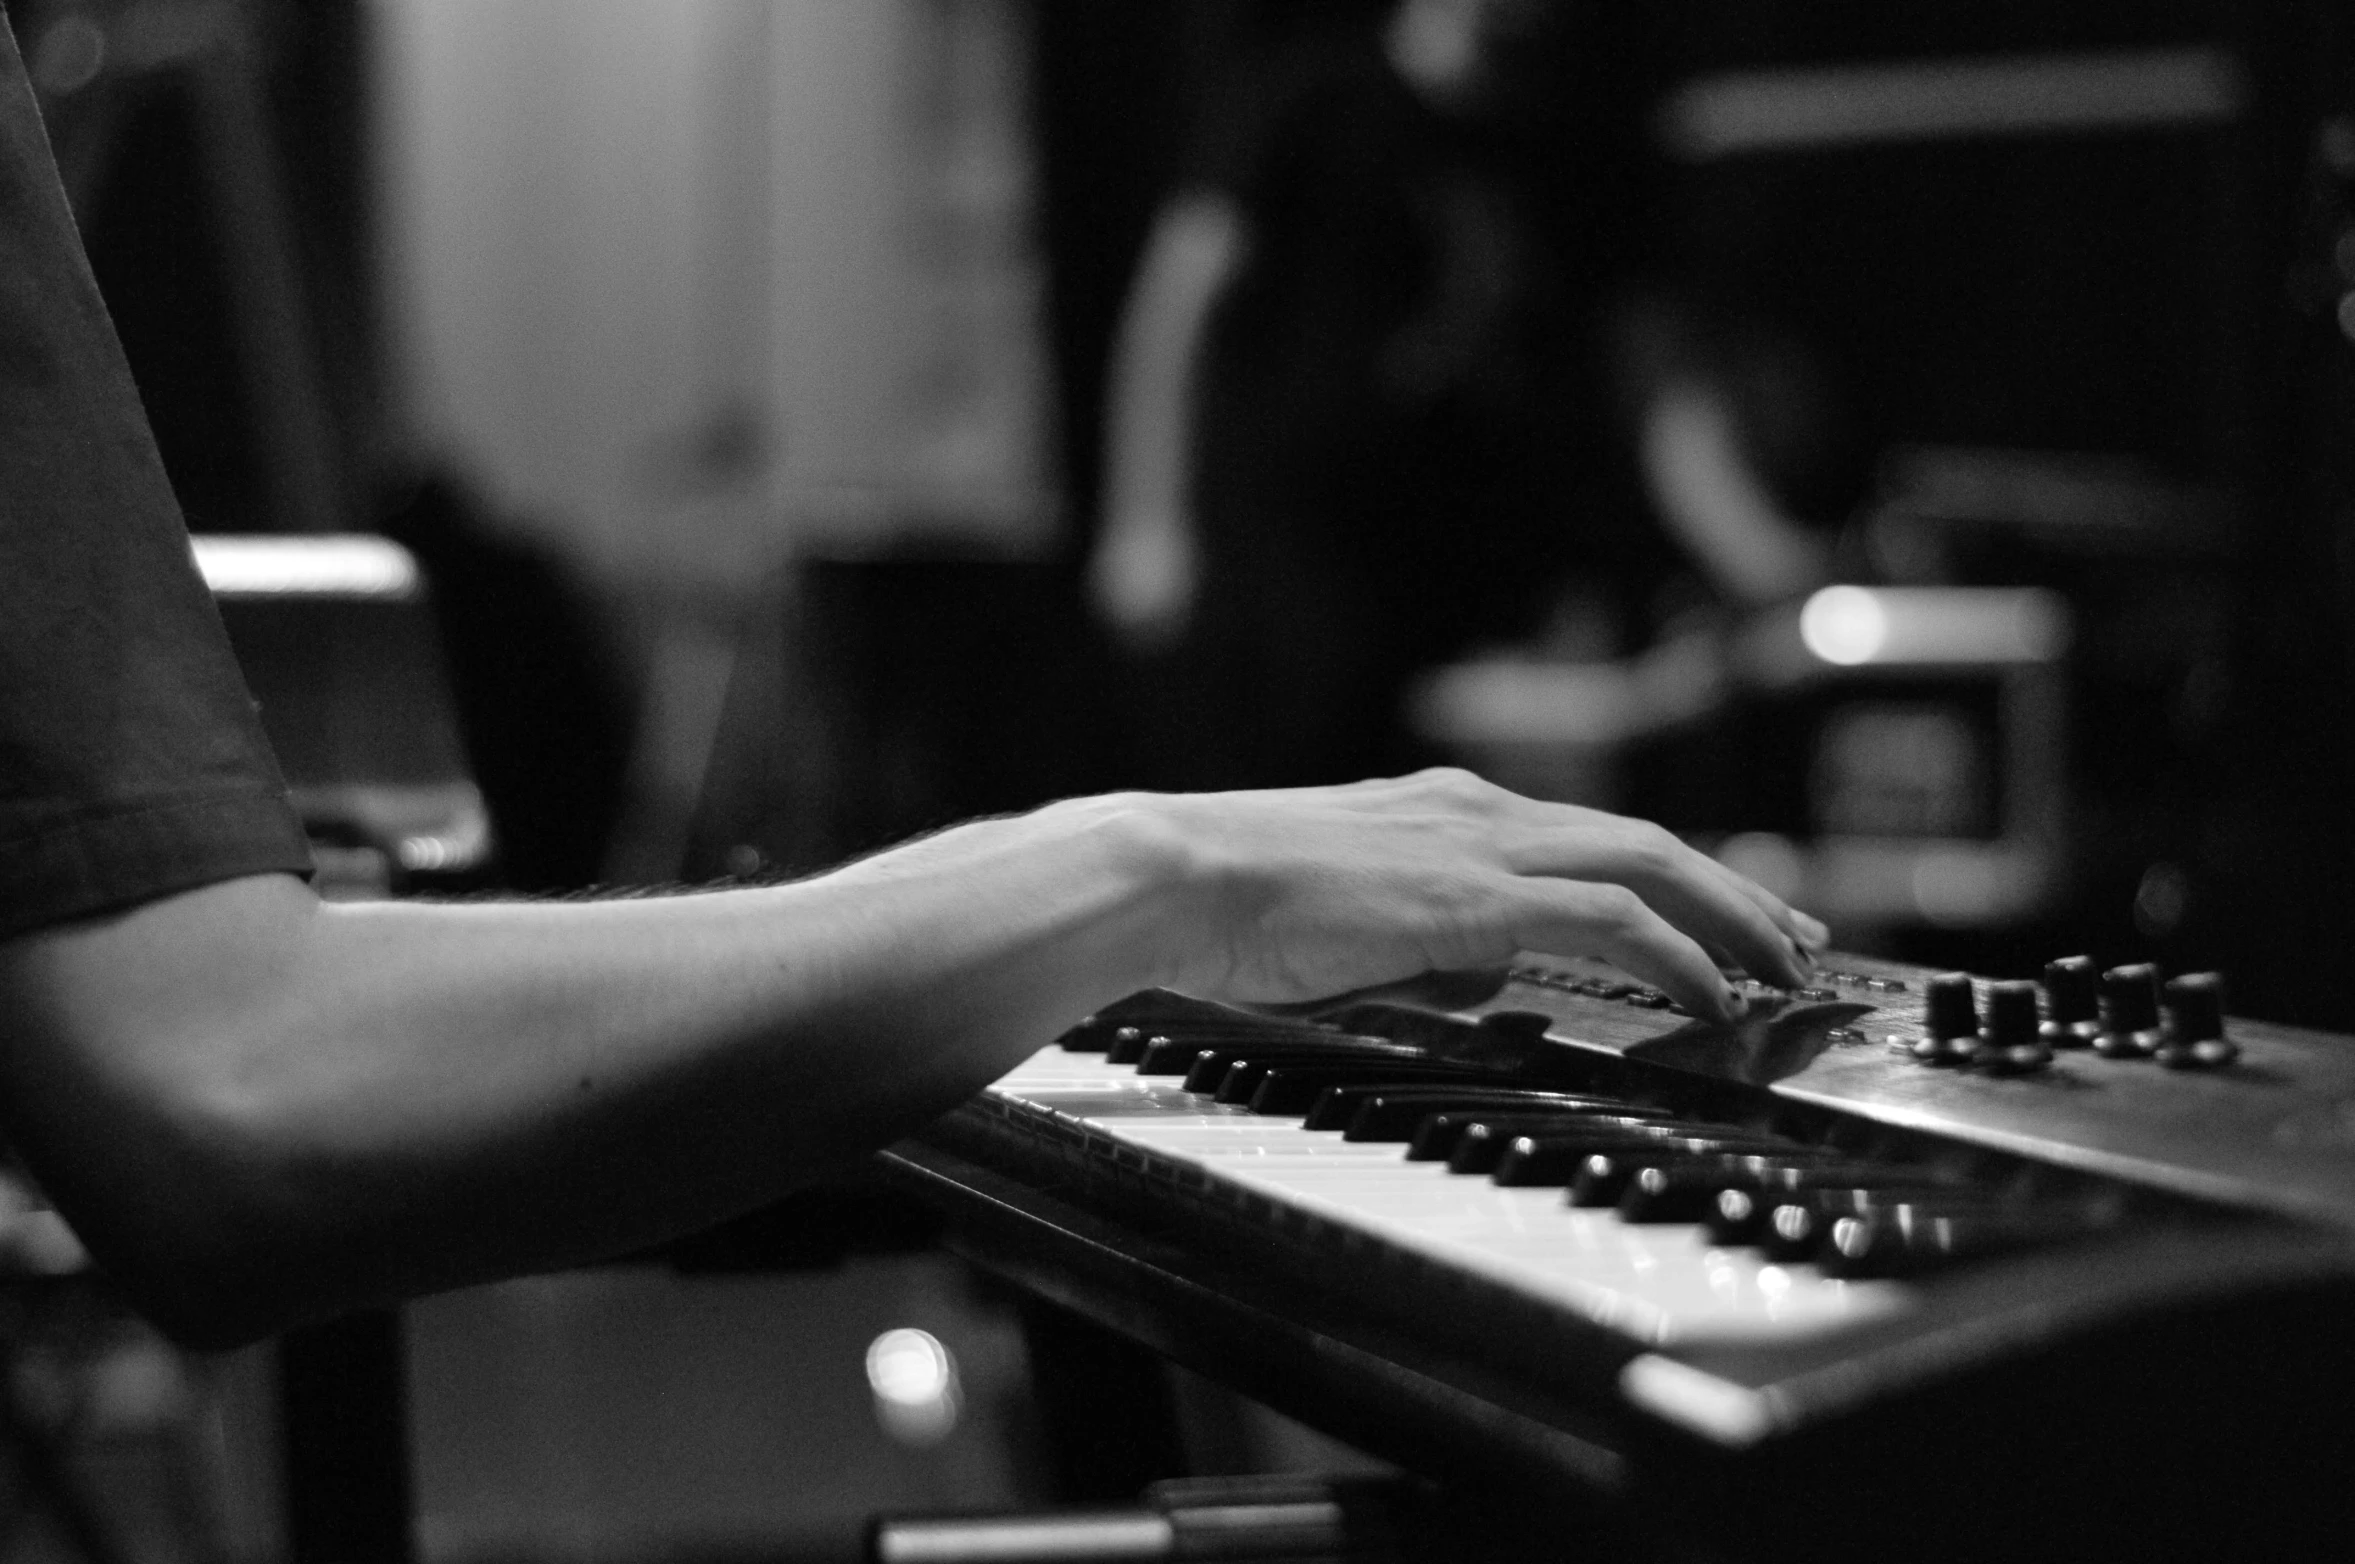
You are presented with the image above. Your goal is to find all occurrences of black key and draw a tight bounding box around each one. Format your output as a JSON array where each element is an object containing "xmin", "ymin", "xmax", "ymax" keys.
[
  {"xmin": 1734, "ymin": 1188, "xmax": 2002, "ymax": 1261},
  {"xmin": 1704, "ymin": 1187, "xmax": 1779, "ymax": 1246},
  {"xmin": 1183, "ymin": 1052, "xmax": 1294, "ymax": 1093},
  {"xmin": 1108, "ymin": 1029, "xmax": 1179, "ymax": 1067},
  {"xmin": 1058, "ymin": 998, "xmax": 1303, "ymax": 1051},
  {"xmin": 1057, "ymin": 1015, "xmax": 1121, "ymax": 1052},
  {"xmin": 1248, "ymin": 1063, "xmax": 1498, "ymax": 1116},
  {"xmin": 1563, "ymin": 1140, "xmax": 1819, "ymax": 1206},
  {"xmin": 1698, "ymin": 1185, "xmax": 1935, "ymax": 1247},
  {"xmin": 1099, "ymin": 1025, "xmax": 1152, "ymax": 1062},
  {"xmin": 1431, "ymin": 1111, "xmax": 1695, "ymax": 1173},
  {"xmin": 1591, "ymin": 1144, "xmax": 1865, "ymax": 1215},
  {"xmin": 1816, "ymin": 1202, "xmax": 2095, "ymax": 1279},
  {"xmin": 1117, "ymin": 1025, "xmax": 1363, "ymax": 1068},
  {"xmin": 1409, "ymin": 1108, "xmax": 1684, "ymax": 1164},
  {"xmin": 1141, "ymin": 1034, "xmax": 1424, "ymax": 1078},
  {"xmin": 1492, "ymin": 1129, "xmax": 1790, "ymax": 1187},
  {"xmin": 1316, "ymin": 1087, "xmax": 1640, "ymax": 1138},
  {"xmin": 1208, "ymin": 1058, "xmax": 1298, "ymax": 1103},
  {"xmin": 1621, "ymin": 1159, "xmax": 1935, "ymax": 1224},
  {"xmin": 1618, "ymin": 1159, "xmax": 1929, "ymax": 1223},
  {"xmin": 1755, "ymin": 1198, "xmax": 1830, "ymax": 1262}
]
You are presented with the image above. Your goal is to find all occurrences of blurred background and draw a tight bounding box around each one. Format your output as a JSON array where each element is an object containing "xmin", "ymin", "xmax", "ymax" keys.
[{"xmin": 6, "ymin": 0, "xmax": 2355, "ymax": 1559}]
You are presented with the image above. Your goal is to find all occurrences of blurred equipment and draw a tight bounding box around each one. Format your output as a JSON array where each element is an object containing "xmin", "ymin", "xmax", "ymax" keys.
[
  {"xmin": 890, "ymin": 964, "xmax": 2355, "ymax": 1563},
  {"xmin": 1713, "ymin": 584, "xmax": 2072, "ymax": 929},
  {"xmin": 669, "ymin": 551, "xmax": 1122, "ymax": 885},
  {"xmin": 195, "ymin": 534, "xmax": 492, "ymax": 896},
  {"xmin": 1419, "ymin": 585, "xmax": 2072, "ymax": 936},
  {"xmin": 1412, "ymin": 3, "xmax": 2305, "ymax": 983},
  {"xmin": 1652, "ymin": 10, "xmax": 2254, "ymax": 948}
]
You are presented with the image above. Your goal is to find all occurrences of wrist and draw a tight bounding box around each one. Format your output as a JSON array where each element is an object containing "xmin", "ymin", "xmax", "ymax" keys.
[{"xmin": 1039, "ymin": 792, "xmax": 1213, "ymax": 995}]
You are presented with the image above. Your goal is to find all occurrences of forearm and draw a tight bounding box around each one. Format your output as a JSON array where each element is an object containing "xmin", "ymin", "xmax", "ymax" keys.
[
  {"xmin": 0, "ymin": 796, "xmax": 1187, "ymax": 1344},
  {"xmin": 0, "ymin": 773, "xmax": 1822, "ymax": 1347}
]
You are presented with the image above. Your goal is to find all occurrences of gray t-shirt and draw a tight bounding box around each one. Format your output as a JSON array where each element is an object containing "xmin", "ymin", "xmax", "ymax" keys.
[{"xmin": 0, "ymin": 23, "xmax": 310, "ymax": 939}]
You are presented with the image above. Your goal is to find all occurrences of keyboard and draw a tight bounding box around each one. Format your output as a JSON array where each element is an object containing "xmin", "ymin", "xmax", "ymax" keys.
[{"xmin": 887, "ymin": 954, "xmax": 2355, "ymax": 1563}]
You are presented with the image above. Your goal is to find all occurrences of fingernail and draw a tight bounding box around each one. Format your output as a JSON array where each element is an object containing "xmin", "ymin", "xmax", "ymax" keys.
[
  {"xmin": 1720, "ymin": 982, "xmax": 1747, "ymax": 1021},
  {"xmin": 1794, "ymin": 913, "xmax": 1830, "ymax": 949}
]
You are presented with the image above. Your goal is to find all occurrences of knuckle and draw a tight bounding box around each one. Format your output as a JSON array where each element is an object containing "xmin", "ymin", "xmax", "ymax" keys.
[
  {"xmin": 1420, "ymin": 766, "xmax": 1495, "ymax": 809},
  {"xmin": 1622, "ymin": 821, "xmax": 1684, "ymax": 875},
  {"xmin": 1588, "ymin": 882, "xmax": 1650, "ymax": 931}
]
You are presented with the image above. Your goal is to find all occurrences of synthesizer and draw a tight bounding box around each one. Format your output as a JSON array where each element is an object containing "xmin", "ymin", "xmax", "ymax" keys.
[{"xmin": 884, "ymin": 954, "xmax": 2355, "ymax": 1564}]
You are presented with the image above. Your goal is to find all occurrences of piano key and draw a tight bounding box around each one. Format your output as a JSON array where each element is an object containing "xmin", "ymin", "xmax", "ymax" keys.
[
  {"xmin": 1325, "ymin": 1087, "xmax": 1662, "ymax": 1139},
  {"xmin": 1241, "ymin": 1063, "xmax": 1508, "ymax": 1115},
  {"xmin": 1445, "ymin": 1115, "xmax": 1699, "ymax": 1175},
  {"xmin": 1617, "ymin": 1159, "xmax": 1937, "ymax": 1224},
  {"xmin": 1098, "ymin": 1117, "xmax": 1898, "ymax": 1339},
  {"xmin": 1174, "ymin": 1038, "xmax": 1448, "ymax": 1090},
  {"xmin": 982, "ymin": 1041, "xmax": 1912, "ymax": 1344},
  {"xmin": 1815, "ymin": 1201, "xmax": 2104, "ymax": 1279},
  {"xmin": 1495, "ymin": 1131, "xmax": 1802, "ymax": 1189},
  {"xmin": 1569, "ymin": 1147, "xmax": 1853, "ymax": 1210},
  {"xmin": 1406, "ymin": 1107, "xmax": 1677, "ymax": 1163},
  {"xmin": 1109, "ymin": 1022, "xmax": 1369, "ymax": 1065},
  {"xmin": 1112, "ymin": 1025, "xmax": 1314, "ymax": 1066},
  {"xmin": 1738, "ymin": 1188, "xmax": 2009, "ymax": 1263},
  {"xmin": 1058, "ymin": 999, "xmax": 1352, "ymax": 1055},
  {"xmin": 1137, "ymin": 1033, "xmax": 1427, "ymax": 1076}
]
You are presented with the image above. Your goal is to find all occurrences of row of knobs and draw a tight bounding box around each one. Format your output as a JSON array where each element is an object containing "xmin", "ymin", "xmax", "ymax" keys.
[{"xmin": 1911, "ymin": 960, "xmax": 2234, "ymax": 1074}]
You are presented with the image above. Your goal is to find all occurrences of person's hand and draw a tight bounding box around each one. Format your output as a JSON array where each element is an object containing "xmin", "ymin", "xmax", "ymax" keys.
[
  {"xmin": 1087, "ymin": 512, "xmax": 1199, "ymax": 652},
  {"xmin": 1130, "ymin": 768, "xmax": 1826, "ymax": 1023}
]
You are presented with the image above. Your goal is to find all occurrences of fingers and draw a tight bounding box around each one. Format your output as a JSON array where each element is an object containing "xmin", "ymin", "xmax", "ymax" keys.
[
  {"xmin": 1501, "ymin": 821, "xmax": 1813, "ymax": 989},
  {"xmin": 1689, "ymin": 850, "xmax": 1826, "ymax": 955},
  {"xmin": 1686, "ymin": 855, "xmax": 1824, "ymax": 977},
  {"xmin": 1365, "ymin": 774, "xmax": 1828, "ymax": 971},
  {"xmin": 1510, "ymin": 880, "xmax": 1742, "ymax": 1022},
  {"xmin": 1227, "ymin": 770, "xmax": 1831, "ymax": 1000}
]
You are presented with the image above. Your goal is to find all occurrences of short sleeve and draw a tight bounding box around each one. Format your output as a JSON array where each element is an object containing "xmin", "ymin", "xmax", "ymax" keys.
[{"xmin": 0, "ymin": 24, "xmax": 312, "ymax": 939}]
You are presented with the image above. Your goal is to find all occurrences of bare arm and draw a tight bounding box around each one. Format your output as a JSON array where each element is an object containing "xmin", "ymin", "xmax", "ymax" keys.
[
  {"xmin": 0, "ymin": 772, "xmax": 1820, "ymax": 1347},
  {"xmin": 1088, "ymin": 192, "xmax": 1247, "ymax": 645}
]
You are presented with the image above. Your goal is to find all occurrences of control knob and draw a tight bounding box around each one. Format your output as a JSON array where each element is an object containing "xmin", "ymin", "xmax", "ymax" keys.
[
  {"xmin": 2095, "ymin": 964, "xmax": 2165, "ymax": 1059},
  {"xmin": 1913, "ymin": 973, "xmax": 1981, "ymax": 1066},
  {"xmin": 2040, "ymin": 955, "xmax": 2101, "ymax": 1049},
  {"xmin": 2157, "ymin": 972, "xmax": 2237, "ymax": 1069},
  {"xmin": 1978, "ymin": 979, "xmax": 2052, "ymax": 1074}
]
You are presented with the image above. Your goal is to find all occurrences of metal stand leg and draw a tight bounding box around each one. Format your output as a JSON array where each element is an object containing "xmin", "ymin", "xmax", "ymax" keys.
[
  {"xmin": 1015, "ymin": 1298, "xmax": 1189, "ymax": 1502},
  {"xmin": 277, "ymin": 1309, "xmax": 414, "ymax": 1564}
]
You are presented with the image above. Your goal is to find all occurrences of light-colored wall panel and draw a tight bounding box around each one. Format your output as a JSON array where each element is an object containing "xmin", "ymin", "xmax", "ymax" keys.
[{"xmin": 373, "ymin": 0, "xmax": 1055, "ymax": 590}]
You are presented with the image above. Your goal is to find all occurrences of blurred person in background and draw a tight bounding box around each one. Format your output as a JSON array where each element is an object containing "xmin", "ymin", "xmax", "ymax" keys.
[{"xmin": 1090, "ymin": 0, "xmax": 1863, "ymax": 791}]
